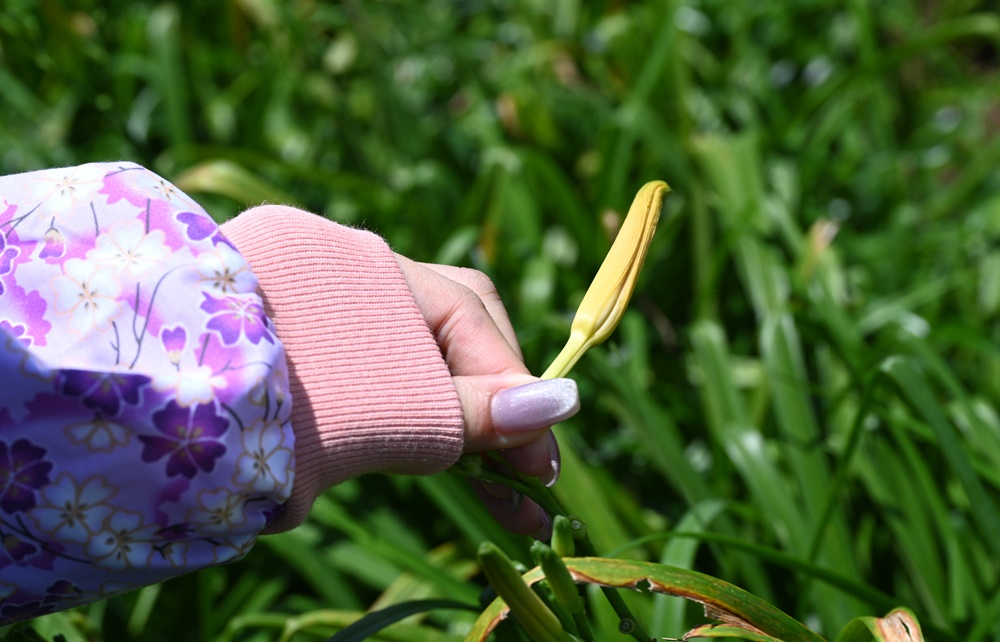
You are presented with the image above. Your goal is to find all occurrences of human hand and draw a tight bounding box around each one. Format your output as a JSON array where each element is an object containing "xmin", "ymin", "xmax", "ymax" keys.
[{"xmin": 394, "ymin": 255, "xmax": 580, "ymax": 538}]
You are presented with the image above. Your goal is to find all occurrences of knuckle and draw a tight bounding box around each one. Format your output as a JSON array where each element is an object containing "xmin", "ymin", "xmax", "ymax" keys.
[
  {"xmin": 459, "ymin": 268, "xmax": 500, "ymax": 299},
  {"xmin": 454, "ymin": 285, "xmax": 489, "ymax": 320},
  {"xmin": 436, "ymin": 284, "xmax": 488, "ymax": 352}
]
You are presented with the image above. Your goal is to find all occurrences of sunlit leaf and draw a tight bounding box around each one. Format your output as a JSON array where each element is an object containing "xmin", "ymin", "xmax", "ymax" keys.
[{"xmin": 465, "ymin": 558, "xmax": 824, "ymax": 642}]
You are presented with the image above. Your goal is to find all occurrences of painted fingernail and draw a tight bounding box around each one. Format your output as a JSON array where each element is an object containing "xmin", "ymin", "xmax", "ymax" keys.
[
  {"xmin": 492, "ymin": 379, "xmax": 580, "ymax": 434},
  {"xmin": 504, "ymin": 490, "xmax": 523, "ymax": 513},
  {"xmin": 539, "ymin": 432, "xmax": 561, "ymax": 487},
  {"xmin": 482, "ymin": 480, "xmax": 513, "ymax": 499},
  {"xmin": 531, "ymin": 508, "xmax": 553, "ymax": 541}
]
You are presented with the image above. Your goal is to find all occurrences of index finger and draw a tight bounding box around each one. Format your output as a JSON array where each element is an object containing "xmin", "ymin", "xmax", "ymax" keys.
[
  {"xmin": 416, "ymin": 263, "xmax": 524, "ymax": 361},
  {"xmin": 394, "ymin": 255, "xmax": 527, "ymax": 377}
]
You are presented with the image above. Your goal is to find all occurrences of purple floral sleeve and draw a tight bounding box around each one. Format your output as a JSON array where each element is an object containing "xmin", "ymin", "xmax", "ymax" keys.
[{"xmin": 0, "ymin": 163, "xmax": 295, "ymax": 624}]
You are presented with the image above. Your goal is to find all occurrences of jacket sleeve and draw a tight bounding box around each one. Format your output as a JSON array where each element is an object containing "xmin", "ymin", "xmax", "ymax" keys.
[
  {"xmin": 0, "ymin": 164, "xmax": 466, "ymax": 625},
  {"xmin": 219, "ymin": 206, "xmax": 464, "ymax": 534},
  {"xmin": 0, "ymin": 163, "xmax": 295, "ymax": 623}
]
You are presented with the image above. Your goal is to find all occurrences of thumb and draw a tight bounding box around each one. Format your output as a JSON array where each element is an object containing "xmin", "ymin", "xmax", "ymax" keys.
[{"xmin": 455, "ymin": 376, "xmax": 580, "ymax": 452}]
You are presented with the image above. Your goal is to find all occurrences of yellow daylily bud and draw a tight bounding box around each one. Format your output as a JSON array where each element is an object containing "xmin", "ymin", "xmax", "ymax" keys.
[{"xmin": 542, "ymin": 181, "xmax": 670, "ymax": 380}]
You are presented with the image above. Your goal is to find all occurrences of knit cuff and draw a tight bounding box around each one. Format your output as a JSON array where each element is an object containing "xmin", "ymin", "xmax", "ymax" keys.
[{"xmin": 220, "ymin": 206, "xmax": 464, "ymax": 533}]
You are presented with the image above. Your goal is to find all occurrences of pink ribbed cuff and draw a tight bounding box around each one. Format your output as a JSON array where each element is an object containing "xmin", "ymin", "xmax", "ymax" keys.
[{"xmin": 220, "ymin": 206, "xmax": 464, "ymax": 533}]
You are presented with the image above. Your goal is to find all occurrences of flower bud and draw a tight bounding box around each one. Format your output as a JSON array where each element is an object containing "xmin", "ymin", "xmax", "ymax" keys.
[
  {"xmin": 567, "ymin": 515, "xmax": 588, "ymax": 540},
  {"xmin": 551, "ymin": 515, "xmax": 575, "ymax": 558},
  {"xmin": 543, "ymin": 181, "xmax": 670, "ymax": 379},
  {"xmin": 531, "ymin": 541, "xmax": 584, "ymax": 616},
  {"xmin": 478, "ymin": 542, "xmax": 577, "ymax": 642}
]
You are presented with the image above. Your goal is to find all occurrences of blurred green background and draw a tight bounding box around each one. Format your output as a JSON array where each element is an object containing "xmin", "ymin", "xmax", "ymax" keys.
[{"xmin": 3, "ymin": 1, "xmax": 1000, "ymax": 641}]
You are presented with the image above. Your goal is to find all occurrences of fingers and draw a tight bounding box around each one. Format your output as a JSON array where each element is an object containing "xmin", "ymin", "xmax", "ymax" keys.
[
  {"xmin": 394, "ymin": 255, "xmax": 524, "ymax": 377},
  {"xmin": 393, "ymin": 253, "xmax": 569, "ymax": 539},
  {"xmin": 456, "ymin": 375, "xmax": 572, "ymax": 490},
  {"xmin": 501, "ymin": 432, "xmax": 561, "ymax": 486},
  {"xmin": 417, "ymin": 263, "xmax": 524, "ymax": 360},
  {"xmin": 454, "ymin": 376, "xmax": 579, "ymax": 452},
  {"xmin": 469, "ymin": 480, "xmax": 552, "ymax": 538}
]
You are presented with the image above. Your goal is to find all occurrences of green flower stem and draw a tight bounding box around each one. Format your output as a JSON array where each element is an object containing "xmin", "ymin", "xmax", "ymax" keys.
[{"xmin": 472, "ymin": 468, "xmax": 565, "ymax": 518}]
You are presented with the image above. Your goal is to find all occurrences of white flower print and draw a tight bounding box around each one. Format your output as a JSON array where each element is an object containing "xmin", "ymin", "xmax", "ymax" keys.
[
  {"xmin": 1, "ymin": 330, "xmax": 51, "ymax": 386},
  {"xmin": 248, "ymin": 363, "xmax": 290, "ymax": 408},
  {"xmin": 161, "ymin": 540, "xmax": 191, "ymax": 569},
  {"xmin": 87, "ymin": 509, "xmax": 158, "ymax": 569},
  {"xmin": 30, "ymin": 474, "xmax": 117, "ymax": 543},
  {"xmin": 88, "ymin": 219, "xmax": 170, "ymax": 278},
  {"xmin": 186, "ymin": 488, "xmax": 248, "ymax": 535},
  {"xmin": 247, "ymin": 377, "xmax": 269, "ymax": 407},
  {"xmin": 26, "ymin": 164, "xmax": 106, "ymax": 220},
  {"xmin": 213, "ymin": 531, "xmax": 256, "ymax": 564},
  {"xmin": 152, "ymin": 364, "xmax": 226, "ymax": 406},
  {"xmin": 130, "ymin": 169, "xmax": 200, "ymax": 211},
  {"xmin": 273, "ymin": 361, "xmax": 289, "ymax": 406},
  {"xmin": 233, "ymin": 418, "xmax": 292, "ymax": 495},
  {"xmin": 195, "ymin": 243, "xmax": 255, "ymax": 295},
  {"xmin": 51, "ymin": 258, "xmax": 121, "ymax": 335},
  {"xmin": 65, "ymin": 415, "xmax": 131, "ymax": 452}
]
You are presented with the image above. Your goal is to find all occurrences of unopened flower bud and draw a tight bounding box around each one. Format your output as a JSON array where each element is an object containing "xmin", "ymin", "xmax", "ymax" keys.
[
  {"xmin": 567, "ymin": 515, "xmax": 588, "ymax": 540},
  {"xmin": 531, "ymin": 541, "xmax": 584, "ymax": 616},
  {"xmin": 551, "ymin": 515, "xmax": 575, "ymax": 558},
  {"xmin": 478, "ymin": 542, "xmax": 577, "ymax": 642},
  {"xmin": 543, "ymin": 181, "xmax": 670, "ymax": 379}
]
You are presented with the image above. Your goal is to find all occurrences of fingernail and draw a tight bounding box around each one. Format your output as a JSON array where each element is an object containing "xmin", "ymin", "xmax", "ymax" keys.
[
  {"xmin": 482, "ymin": 481, "xmax": 513, "ymax": 499},
  {"xmin": 539, "ymin": 432, "xmax": 561, "ymax": 487},
  {"xmin": 531, "ymin": 508, "xmax": 553, "ymax": 541},
  {"xmin": 492, "ymin": 379, "xmax": 580, "ymax": 434},
  {"xmin": 504, "ymin": 490, "xmax": 523, "ymax": 513}
]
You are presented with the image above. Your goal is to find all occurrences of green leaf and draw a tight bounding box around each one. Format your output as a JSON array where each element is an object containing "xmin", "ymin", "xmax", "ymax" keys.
[
  {"xmin": 882, "ymin": 357, "xmax": 1000, "ymax": 559},
  {"xmin": 604, "ymin": 530, "xmax": 902, "ymax": 614},
  {"xmin": 172, "ymin": 159, "xmax": 300, "ymax": 209},
  {"xmin": 683, "ymin": 624, "xmax": 787, "ymax": 641},
  {"xmin": 688, "ymin": 320, "xmax": 809, "ymax": 553},
  {"xmin": 835, "ymin": 608, "xmax": 924, "ymax": 642},
  {"xmin": 2, "ymin": 630, "xmax": 51, "ymax": 642},
  {"xmin": 7, "ymin": 612, "xmax": 88, "ymax": 642},
  {"xmin": 650, "ymin": 500, "xmax": 728, "ymax": 634},
  {"xmin": 466, "ymin": 558, "xmax": 825, "ymax": 642},
  {"xmin": 324, "ymin": 600, "xmax": 478, "ymax": 642}
]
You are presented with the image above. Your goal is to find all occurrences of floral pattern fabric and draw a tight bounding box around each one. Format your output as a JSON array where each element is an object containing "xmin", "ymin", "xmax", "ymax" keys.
[{"xmin": 0, "ymin": 163, "xmax": 294, "ymax": 624}]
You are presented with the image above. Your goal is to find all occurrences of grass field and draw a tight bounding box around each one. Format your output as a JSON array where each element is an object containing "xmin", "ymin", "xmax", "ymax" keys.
[{"xmin": 2, "ymin": 1, "xmax": 1000, "ymax": 641}]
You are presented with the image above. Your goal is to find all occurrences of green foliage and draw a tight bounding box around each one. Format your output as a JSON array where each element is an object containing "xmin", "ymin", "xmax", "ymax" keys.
[
  {"xmin": 468, "ymin": 556, "xmax": 825, "ymax": 642},
  {"xmin": 324, "ymin": 600, "xmax": 479, "ymax": 642},
  {"xmin": 3, "ymin": 0, "xmax": 1000, "ymax": 641}
]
